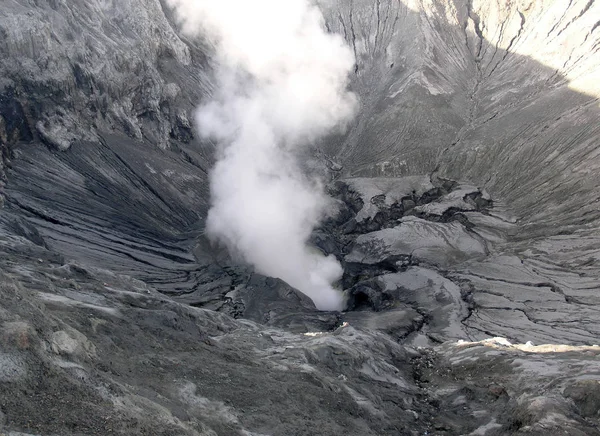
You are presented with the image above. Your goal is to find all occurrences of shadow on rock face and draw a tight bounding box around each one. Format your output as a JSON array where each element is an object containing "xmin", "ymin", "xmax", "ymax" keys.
[
  {"xmin": 320, "ymin": 0, "xmax": 600, "ymax": 238},
  {"xmin": 0, "ymin": 0, "xmax": 599, "ymax": 435},
  {"xmin": 0, "ymin": 0, "xmax": 598, "ymax": 325}
]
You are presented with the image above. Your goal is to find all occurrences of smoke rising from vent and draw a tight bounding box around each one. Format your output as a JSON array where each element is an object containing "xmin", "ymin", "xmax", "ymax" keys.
[{"xmin": 167, "ymin": 0, "xmax": 357, "ymax": 311}]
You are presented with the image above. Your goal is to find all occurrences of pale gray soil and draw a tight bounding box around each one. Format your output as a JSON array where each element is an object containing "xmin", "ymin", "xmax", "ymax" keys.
[{"xmin": 1, "ymin": 0, "xmax": 599, "ymax": 435}]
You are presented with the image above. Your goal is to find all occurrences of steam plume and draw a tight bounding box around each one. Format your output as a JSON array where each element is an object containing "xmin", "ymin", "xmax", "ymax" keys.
[{"xmin": 167, "ymin": 0, "xmax": 357, "ymax": 310}]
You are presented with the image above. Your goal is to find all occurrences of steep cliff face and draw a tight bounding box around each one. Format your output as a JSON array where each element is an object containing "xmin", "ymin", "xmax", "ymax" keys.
[
  {"xmin": 0, "ymin": 0, "xmax": 211, "ymax": 151},
  {"xmin": 322, "ymin": 0, "xmax": 600, "ymax": 230},
  {"xmin": 2, "ymin": 0, "xmax": 599, "ymax": 232},
  {"xmin": 0, "ymin": 0, "xmax": 218, "ymax": 291},
  {"xmin": 1, "ymin": 0, "xmax": 600, "ymax": 435}
]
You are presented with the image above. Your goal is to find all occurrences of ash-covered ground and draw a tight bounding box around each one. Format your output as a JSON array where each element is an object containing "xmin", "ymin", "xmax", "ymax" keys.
[{"xmin": 1, "ymin": 0, "xmax": 600, "ymax": 435}]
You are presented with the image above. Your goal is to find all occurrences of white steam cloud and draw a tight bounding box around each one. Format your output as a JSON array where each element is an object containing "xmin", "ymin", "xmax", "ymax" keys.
[{"xmin": 167, "ymin": 0, "xmax": 357, "ymax": 311}]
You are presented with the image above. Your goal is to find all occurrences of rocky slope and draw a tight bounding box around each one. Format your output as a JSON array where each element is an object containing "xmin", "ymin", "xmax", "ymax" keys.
[{"xmin": 1, "ymin": 0, "xmax": 600, "ymax": 435}]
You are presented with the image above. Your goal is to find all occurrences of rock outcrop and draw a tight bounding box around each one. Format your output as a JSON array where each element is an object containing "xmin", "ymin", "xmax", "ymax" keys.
[{"xmin": 1, "ymin": 0, "xmax": 599, "ymax": 435}]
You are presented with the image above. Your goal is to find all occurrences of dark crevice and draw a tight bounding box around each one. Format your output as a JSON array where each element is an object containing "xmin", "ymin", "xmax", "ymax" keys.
[
  {"xmin": 500, "ymin": 10, "xmax": 526, "ymax": 63},
  {"xmin": 556, "ymin": 0, "xmax": 595, "ymax": 39}
]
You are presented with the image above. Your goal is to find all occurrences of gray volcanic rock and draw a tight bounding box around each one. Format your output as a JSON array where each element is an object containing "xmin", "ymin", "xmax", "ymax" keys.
[
  {"xmin": 321, "ymin": 0, "xmax": 600, "ymax": 231},
  {"xmin": 345, "ymin": 216, "xmax": 488, "ymax": 267},
  {"xmin": 0, "ymin": 0, "xmax": 210, "ymax": 151},
  {"xmin": 1, "ymin": 0, "xmax": 600, "ymax": 435}
]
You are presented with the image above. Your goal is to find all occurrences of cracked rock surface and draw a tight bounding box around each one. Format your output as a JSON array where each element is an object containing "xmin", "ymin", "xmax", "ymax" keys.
[{"xmin": 1, "ymin": 0, "xmax": 600, "ymax": 435}]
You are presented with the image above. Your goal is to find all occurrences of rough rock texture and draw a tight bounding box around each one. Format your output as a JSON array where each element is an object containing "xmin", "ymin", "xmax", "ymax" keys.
[
  {"xmin": 0, "ymin": 0, "xmax": 211, "ymax": 150},
  {"xmin": 322, "ymin": 0, "xmax": 600, "ymax": 232},
  {"xmin": 1, "ymin": 0, "xmax": 600, "ymax": 435}
]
